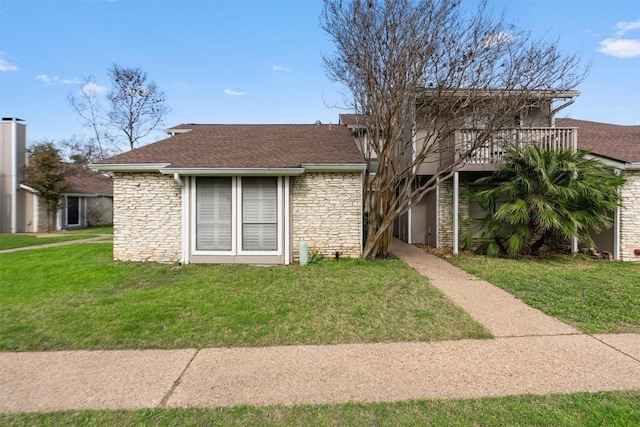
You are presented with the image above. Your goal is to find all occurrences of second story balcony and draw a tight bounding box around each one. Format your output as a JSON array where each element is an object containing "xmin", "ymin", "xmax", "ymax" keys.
[{"xmin": 448, "ymin": 127, "xmax": 578, "ymax": 171}]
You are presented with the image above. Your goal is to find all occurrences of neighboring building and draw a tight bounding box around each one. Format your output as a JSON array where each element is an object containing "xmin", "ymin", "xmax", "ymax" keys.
[
  {"xmin": 21, "ymin": 163, "xmax": 114, "ymax": 231},
  {"xmin": 557, "ymin": 119, "xmax": 640, "ymax": 262},
  {"xmin": 342, "ymin": 100, "xmax": 640, "ymax": 262},
  {"xmin": 0, "ymin": 117, "xmax": 28, "ymax": 233},
  {"xmin": 340, "ymin": 90, "xmax": 581, "ymax": 251},
  {"xmin": 92, "ymin": 124, "xmax": 366, "ymax": 264},
  {"xmin": 1, "ymin": 117, "xmax": 113, "ymax": 233}
]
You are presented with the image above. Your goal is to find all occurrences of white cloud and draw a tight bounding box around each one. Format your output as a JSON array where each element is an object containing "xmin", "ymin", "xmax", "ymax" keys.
[
  {"xmin": 224, "ymin": 88, "xmax": 246, "ymax": 96},
  {"xmin": 177, "ymin": 81, "xmax": 191, "ymax": 90},
  {"xmin": 36, "ymin": 74, "xmax": 57, "ymax": 84},
  {"xmin": 615, "ymin": 19, "xmax": 640, "ymax": 36},
  {"xmin": 598, "ymin": 38, "xmax": 640, "ymax": 58},
  {"xmin": 598, "ymin": 19, "xmax": 640, "ymax": 58},
  {"xmin": 0, "ymin": 52, "xmax": 17, "ymax": 71},
  {"xmin": 272, "ymin": 65, "xmax": 292, "ymax": 73},
  {"xmin": 81, "ymin": 82, "xmax": 108, "ymax": 95},
  {"xmin": 36, "ymin": 74, "xmax": 83, "ymax": 85},
  {"xmin": 482, "ymin": 31, "xmax": 516, "ymax": 48}
]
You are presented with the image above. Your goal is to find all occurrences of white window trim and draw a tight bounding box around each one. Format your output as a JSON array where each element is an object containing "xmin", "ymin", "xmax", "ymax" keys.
[
  {"xmin": 191, "ymin": 176, "xmax": 237, "ymax": 256},
  {"xmin": 237, "ymin": 176, "xmax": 283, "ymax": 256},
  {"xmin": 190, "ymin": 176, "xmax": 284, "ymax": 257}
]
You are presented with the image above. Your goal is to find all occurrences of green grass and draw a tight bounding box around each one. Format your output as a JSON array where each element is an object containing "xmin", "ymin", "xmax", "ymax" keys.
[
  {"xmin": 0, "ymin": 226, "xmax": 112, "ymax": 250},
  {"xmin": 447, "ymin": 254, "xmax": 640, "ymax": 334},
  {"xmin": 0, "ymin": 243, "xmax": 489, "ymax": 351},
  {"xmin": 65, "ymin": 225, "xmax": 113, "ymax": 235},
  {"xmin": 1, "ymin": 391, "xmax": 638, "ymax": 426}
]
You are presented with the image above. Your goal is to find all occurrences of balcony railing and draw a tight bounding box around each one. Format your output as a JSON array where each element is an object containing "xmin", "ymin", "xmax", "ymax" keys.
[{"xmin": 456, "ymin": 127, "xmax": 577, "ymax": 166}]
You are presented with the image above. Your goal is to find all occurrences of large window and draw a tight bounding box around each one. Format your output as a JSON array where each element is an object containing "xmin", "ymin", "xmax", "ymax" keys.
[
  {"xmin": 242, "ymin": 177, "xmax": 277, "ymax": 251},
  {"xmin": 196, "ymin": 177, "xmax": 232, "ymax": 251},
  {"xmin": 195, "ymin": 176, "xmax": 281, "ymax": 253}
]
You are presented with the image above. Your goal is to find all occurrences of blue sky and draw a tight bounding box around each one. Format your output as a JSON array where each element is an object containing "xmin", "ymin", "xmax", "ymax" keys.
[{"xmin": 1, "ymin": 0, "xmax": 639, "ymax": 147}]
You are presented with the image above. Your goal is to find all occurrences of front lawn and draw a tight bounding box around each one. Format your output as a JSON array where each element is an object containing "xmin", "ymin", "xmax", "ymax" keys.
[
  {"xmin": 0, "ymin": 243, "xmax": 489, "ymax": 351},
  {"xmin": 1, "ymin": 391, "xmax": 638, "ymax": 426},
  {"xmin": 447, "ymin": 254, "xmax": 640, "ymax": 334}
]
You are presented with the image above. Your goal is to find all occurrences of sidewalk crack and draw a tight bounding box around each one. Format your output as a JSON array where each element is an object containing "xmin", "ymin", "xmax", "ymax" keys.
[
  {"xmin": 588, "ymin": 335, "xmax": 640, "ymax": 364},
  {"xmin": 159, "ymin": 349, "xmax": 200, "ymax": 407}
]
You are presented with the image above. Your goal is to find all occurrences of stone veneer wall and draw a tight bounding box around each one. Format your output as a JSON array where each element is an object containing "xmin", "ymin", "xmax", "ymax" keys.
[
  {"xmin": 113, "ymin": 172, "xmax": 182, "ymax": 263},
  {"xmin": 620, "ymin": 170, "xmax": 640, "ymax": 262},
  {"xmin": 291, "ymin": 172, "xmax": 362, "ymax": 261},
  {"xmin": 437, "ymin": 175, "xmax": 470, "ymax": 248}
]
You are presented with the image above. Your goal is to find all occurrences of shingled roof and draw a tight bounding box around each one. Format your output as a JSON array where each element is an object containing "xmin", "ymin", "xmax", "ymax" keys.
[
  {"xmin": 557, "ymin": 118, "xmax": 640, "ymax": 163},
  {"xmin": 64, "ymin": 163, "xmax": 113, "ymax": 195},
  {"xmin": 98, "ymin": 124, "xmax": 364, "ymax": 168}
]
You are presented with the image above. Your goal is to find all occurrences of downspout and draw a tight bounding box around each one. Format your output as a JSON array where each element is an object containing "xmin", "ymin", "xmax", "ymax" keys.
[
  {"xmin": 174, "ymin": 173, "xmax": 188, "ymax": 264},
  {"xmin": 614, "ymin": 169, "xmax": 622, "ymax": 261},
  {"xmin": 284, "ymin": 176, "xmax": 291, "ymax": 265},
  {"xmin": 453, "ymin": 172, "xmax": 459, "ymax": 256}
]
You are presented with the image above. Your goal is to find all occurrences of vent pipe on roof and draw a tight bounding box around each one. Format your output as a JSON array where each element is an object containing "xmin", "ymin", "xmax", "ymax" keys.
[{"xmin": 329, "ymin": 123, "xmax": 333, "ymax": 130}]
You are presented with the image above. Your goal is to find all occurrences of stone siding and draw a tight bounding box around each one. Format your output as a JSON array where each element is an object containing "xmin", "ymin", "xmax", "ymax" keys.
[
  {"xmin": 113, "ymin": 173, "xmax": 182, "ymax": 263},
  {"xmin": 620, "ymin": 170, "xmax": 640, "ymax": 262},
  {"xmin": 437, "ymin": 175, "xmax": 470, "ymax": 248},
  {"xmin": 291, "ymin": 172, "xmax": 362, "ymax": 261}
]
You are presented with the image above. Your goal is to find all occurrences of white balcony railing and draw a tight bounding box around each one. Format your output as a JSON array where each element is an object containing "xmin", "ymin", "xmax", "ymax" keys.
[{"xmin": 457, "ymin": 127, "xmax": 577, "ymax": 165}]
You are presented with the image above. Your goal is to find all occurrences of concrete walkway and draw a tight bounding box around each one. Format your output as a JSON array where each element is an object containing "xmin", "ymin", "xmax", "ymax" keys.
[
  {"xmin": 0, "ymin": 234, "xmax": 112, "ymax": 254},
  {"xmin": 1, "ymin": 239, "xmax": 639, "ymax": 413}
]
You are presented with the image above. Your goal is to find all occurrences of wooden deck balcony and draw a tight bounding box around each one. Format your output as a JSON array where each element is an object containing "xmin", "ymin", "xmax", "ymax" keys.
[{"xmin": 452, "ymin": 127, "xmax": 577, "ymax": 171}]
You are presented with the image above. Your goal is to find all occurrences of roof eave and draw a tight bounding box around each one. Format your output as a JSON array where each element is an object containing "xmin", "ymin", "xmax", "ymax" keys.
[
  {"xmin": 160, "ymin": 167, "xmax": 306, "ymax": 176},
  {"xmin": 624, "ymin": 162, "xmax": 640, "ymax": 170},
  {"xmin": 89, "ymin": 163, "xmax": 171, "ymax": 172},
  {"xmin": 585, "ymin": 154, "xmax": 640, "ymax": 170}
]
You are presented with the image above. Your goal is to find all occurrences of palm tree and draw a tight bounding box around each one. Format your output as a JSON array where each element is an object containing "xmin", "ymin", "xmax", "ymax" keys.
[{"xmin": 471, "ymin": 145, "xmax": 625, "ymax": 257}]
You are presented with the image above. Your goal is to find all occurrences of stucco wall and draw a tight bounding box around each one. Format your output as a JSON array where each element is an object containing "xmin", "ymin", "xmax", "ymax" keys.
[
  {"xmin": 291, "ymin": 172, "xmax": 362, "ymax": 261},
  {"xmin": 113, "ymin": 172, "xmax": 182, "ymax": 263},
  {"xmin": 620, "ymin": 170, "xmax": 640, "ymax": 262}
]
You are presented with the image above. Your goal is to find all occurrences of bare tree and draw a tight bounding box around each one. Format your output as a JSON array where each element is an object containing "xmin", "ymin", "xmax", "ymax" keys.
[
  {"xmin": 67, "ymin": 76, "xmax": 119, "ymax": 160},
  {"xmin": 107, "ymin": 64, "xmax": 169, "ymax": 151},
  {"xmin": 321, "ymin": 0, "xmax": 586, "ymax": 258}
]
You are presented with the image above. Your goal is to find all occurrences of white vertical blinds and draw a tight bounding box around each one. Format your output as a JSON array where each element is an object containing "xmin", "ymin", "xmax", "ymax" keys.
[
  {"xmin": 196, "ymin": 177, "xmax": 232, "ymax": 251},
  {"xmin": 242, "ymin": 177, "xmax": 278, "ymax": 251}
]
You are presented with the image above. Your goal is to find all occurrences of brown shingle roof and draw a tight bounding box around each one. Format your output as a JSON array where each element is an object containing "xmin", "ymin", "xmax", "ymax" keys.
[
  {"xmin": 557, "ymin": 118, "xmax": 640, "ymax": 163},
  {"xmin": 64, "ymin": 163, "xmax": 113, "ymax": 195},
  {"xmin": 339, "ymin": 114, "xmax": 365, "ymax": 127},
  {"xmin": 99, "ymin": 124, "xmax": 364, "ymax": 168}
]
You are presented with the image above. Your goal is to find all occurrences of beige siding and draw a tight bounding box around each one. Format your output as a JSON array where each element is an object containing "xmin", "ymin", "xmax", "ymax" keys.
[
  {"xmin": 620, "ymin": 170, "xmax": 640, "ymax": 262},
  {"xmin": 113, "ymin": 173, "xmax": 182, "ymax": 263},
  {"xmin": 291, "ymin": 172, "xmax": 362, "ymax": 261}
]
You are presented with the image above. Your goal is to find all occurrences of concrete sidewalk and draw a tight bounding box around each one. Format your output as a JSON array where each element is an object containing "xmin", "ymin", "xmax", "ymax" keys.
[{"xmin": 1, "ymin": 239, "xmax": 639, "ymax": 413}]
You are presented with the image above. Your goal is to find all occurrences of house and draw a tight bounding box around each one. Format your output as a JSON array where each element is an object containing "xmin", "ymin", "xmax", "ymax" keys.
[
  {"xmin": 340, "ymin": 90, "xmax": 581, "ymax": 250},
  {"xmin": 1, "ymin": 117, "xmax": 113, "ymax": 233},
  {"xmin": 556, "ymin": 118, "xmax": 640, "ymax": 262},
  {"xmin": 342, "ymin": 97, "xmax": 640, "ymax": 262},
  {"xmin": 20, "ymin": 163, "xmax": 114, "ymax": 231},
  {"xmin": 92, "ymin": 123, "xmax": 366, "ymax": 264}
]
